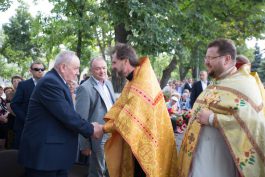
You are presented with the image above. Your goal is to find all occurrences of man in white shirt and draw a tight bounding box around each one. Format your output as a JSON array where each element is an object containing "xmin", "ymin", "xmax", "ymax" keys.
[
  {"xmin": 75, "ymin": 57, "xmax": 116, "ymax": 177},
  {"xmin": 190, "ymin": 71, "xmax": 209, "ymax": 108}
]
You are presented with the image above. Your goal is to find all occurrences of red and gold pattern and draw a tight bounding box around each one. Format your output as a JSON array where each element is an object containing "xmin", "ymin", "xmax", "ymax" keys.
[{"xmin": 104, "ymin": 57, "xmax": 178, "ymax": 177}]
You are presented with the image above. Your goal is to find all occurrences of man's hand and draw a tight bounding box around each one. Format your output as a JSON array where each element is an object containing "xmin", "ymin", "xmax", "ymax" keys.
[
  {"xmin": 91, "ymin": 122, "xmax": 104, "ymax": 139},
  {"xmin": 81, "ymin": 148, "xmax": 91, "ymax": 156},
  {"xmin": 197, "ymin": 109, "xmax": 213, "ymax": 125},
  {"xmin": 0, "ymin": 114, "xmax": 8, "ymax": 124}
]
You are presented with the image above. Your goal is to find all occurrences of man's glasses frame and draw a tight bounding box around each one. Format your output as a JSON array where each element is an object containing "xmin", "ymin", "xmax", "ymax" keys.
[{"xmin": 32, "ymin": 68, "xmax": 45, "ymax": 72}]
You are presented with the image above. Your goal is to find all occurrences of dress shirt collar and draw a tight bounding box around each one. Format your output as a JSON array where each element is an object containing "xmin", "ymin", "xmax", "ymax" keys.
[
  {"xmin": 201, "ymin": 80, "xmax": 208, "ymax": 84},
  {"xmin": 57, "ymin": 73, "xmax": 67, "ymax": 84},
  {"xmin": 92, "ymin": 76, "xmax": 105, "ymax": 86},
  {"xmin": 32, "ymin": 77, "xmax": 38, "ymax": 86}
]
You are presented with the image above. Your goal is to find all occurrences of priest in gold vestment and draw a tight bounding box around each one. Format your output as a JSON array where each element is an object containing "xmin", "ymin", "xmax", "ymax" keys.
[
  {"xmin": 178, "ymin": 39, "xmax": 265, "ymax": 177},
  {"xmin": 103, "ymin": 44, "xmax": 178, "ymax": 177}
]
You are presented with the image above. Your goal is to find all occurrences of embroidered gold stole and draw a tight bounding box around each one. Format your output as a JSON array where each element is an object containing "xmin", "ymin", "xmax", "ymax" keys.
[{"xmin": 177, "ymin": 64, "xmax": 265, "ymax": 177}]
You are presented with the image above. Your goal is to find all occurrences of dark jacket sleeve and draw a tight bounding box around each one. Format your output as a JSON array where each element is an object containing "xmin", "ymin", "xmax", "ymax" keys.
[
  {"xmin": 11, "ymin": 82, "xmax": 26, "ymax": 122},
  {"xmin": 38, "ymin": 78, "xmax": 94, "ymax": 138},
  {"xmin": 190, "ymin": 82, "xmax": 197, "ymax": 108}
]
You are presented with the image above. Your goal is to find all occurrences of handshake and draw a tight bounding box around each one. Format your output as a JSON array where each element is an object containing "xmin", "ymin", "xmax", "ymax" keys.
[{"xmin": 91, "ymin": 122, "xmax": 104, "ymax": 139}]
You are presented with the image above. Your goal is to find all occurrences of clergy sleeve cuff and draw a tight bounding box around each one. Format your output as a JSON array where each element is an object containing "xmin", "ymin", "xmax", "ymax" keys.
[
  {"xmin": 209, "ymin": 113, "xmax": 214, "ymax": 126},
  {"xmin": 103, "ymin": 120, "xmax": 115, "ymax": 133},
  {"xmin": 209, "ymin": 113, "xmax": 219, "ymax": 128},
  {"xmin": 213, "ymin": 114, "xmax": 219, "ymax": 128}
]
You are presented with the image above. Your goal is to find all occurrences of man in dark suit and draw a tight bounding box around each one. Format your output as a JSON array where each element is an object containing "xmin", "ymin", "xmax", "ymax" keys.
[
  {"xmin": 182, "ymin": 78, "xmax": 193, "ymax": 93},
  {"xmin": 80, "ymin": 73, "xmax": 89, "ymax": 85},
  {"xmin": 11, "ymin": 61, "xmax": 45, "ymax": 149},
  {"xmin": 18, "ymin": 51, "xmax": 104, "ymax": 177},
  {"xmin": 190, "ymin": 70, "xmax": 209, "ymax": 108},
  {"xmin": 76, "ymin": 57, "xmax": 115, "ymax": 177}
]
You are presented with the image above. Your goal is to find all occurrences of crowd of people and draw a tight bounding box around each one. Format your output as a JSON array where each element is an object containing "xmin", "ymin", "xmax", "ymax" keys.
[
  {"xmin": 0, "ymin": 62, "xmax": 46, "ymax": 150},
  {"xmin": 163, "ymin": 70, "xmax": 209, "ymax": 134},
  {"xmin": 0, "ymin": 39, "xmax": 264, "ymax": 177},
  {"xmin": 0, "ymin": 75, "xmax": 23, "ymax": 149}
]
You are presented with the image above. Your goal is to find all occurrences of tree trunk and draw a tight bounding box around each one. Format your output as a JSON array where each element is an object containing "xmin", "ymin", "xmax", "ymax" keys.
[
  {"xmin": 111, "ymin": 23, "xmax": 130, "ymax": 93},
  {"xmin": 76, "ymin": 29, "xmax": 82, "ymax": 59},
  {"xmin": 191, "ymin": 66, "xmax": 197, "ymax": 80},
  {"xmin": 160, "ymin": 56, "xmax": 177, "ymax": 89},
  {"xmin": 76, "ymin": 3, "xmax": 84, "ymax": 82},
  {"xmin": 114, "ymin": 23, "xmax": 131, "ymax": 43},
  {"xmin": 96, "ymin": 28, "xmax": 106, "ymax": 60},
  {"xmin": 76, "ymin": 29, "xmax": 82, "ymax": 82},
  {"xmin": 76, "ymin": 1, "xmax": 84, "ymax": 59},
  {"xmin": 179, "ymin": 65, "xmax": 190, "ymax": 81}
]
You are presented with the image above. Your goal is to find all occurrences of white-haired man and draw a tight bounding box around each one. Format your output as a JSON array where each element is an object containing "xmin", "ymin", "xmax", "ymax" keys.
[{"xmin": 18, "ymin": 51, "xmax": 103, "ymax": 177}]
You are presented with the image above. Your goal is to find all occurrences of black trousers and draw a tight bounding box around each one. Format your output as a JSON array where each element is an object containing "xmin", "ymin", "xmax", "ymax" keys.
[
  {"xmin": 134, "ymin": 157, "xmax": 146, "ymax": 177},
  {"xmin": 25, "ymin": 168, "xmax": 68, "ymax": 177}
]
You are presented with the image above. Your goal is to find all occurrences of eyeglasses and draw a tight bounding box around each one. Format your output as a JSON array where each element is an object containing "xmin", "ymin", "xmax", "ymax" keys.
[
  {"xmin": 32, "ymin": 68, "xmax": 45, "ymax": 72},
  {"xmin": 204, "ymin": 55, "xmax": 224, "ymax": 61}
]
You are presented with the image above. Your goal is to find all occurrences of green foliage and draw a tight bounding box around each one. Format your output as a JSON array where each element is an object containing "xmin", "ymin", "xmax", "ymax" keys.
[
  {"xmin": 237, "ymin": 44, "xmax": 255, "ymax": 62},
  {"xmin": 1, "ymin": 0, "xmax": 265, "ymax": 82},
  {"xmin": 0, "ymin": 56, "xmax": 21, "ymax": 80},
  {"xmin": 104, "ymin": 0, "xmax": 265, "ymax": 83},
  {"xmin": 44, "ymin": 0, "xmax": 116, "ymax": 76},
  {"xmin": 105, "ymin": 0, "xmax": 179, "ymax": 54},
  {"xmin": 258, "ymin": 60, "xmax": 265, "ymax": 83},
  {"xmin": 252, "ymin": 43, "xmax": 263, "ymax": 72},
  {"xmin": 151, "ymin": 54, "xmax": 174, "ymax": 79},
  {"xmin": 0, "ymin": 0, "xmax": 12, "ymax": 12},
  {"xmin": 256, "ymin": 43, "xmax": 265, "ymax": 82},
  {"xmin": 0, "ymin": 3, "xmax": 42, "ymax": 77}
]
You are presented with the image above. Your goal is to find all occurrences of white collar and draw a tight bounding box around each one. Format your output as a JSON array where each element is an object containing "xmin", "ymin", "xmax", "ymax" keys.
[
  {"xmin": 32, "ymin": 77, "xmax": 38, "ymax": 85},
  {"xmin": 58, "ymin": 73, "xmax": 67, "ymax": 84},
  {"xmin": 92, "ymin": 76, "xmax": 105, "ymax": 85}
]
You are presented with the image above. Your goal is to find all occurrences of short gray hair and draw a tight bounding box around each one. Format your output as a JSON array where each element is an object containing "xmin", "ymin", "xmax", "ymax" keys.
[
  {"xmin": 89, "ymin": 56, "xmax": 106, "ymax": 70},
  {"xmin": 54, "ymin": 51, "xmax": 78, "ymax": 68}
]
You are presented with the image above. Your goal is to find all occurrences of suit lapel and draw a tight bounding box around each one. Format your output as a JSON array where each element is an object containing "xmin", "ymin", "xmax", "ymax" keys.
[
  {"xmin": 199, "ymin": 81, "xmax": 203, "ymax": 92},
  {"xmin": 91, "ymin": 78, "xmax": 113, "ymax": 107},
  {"xmin": 65, "ymin": 84, "xmax": 73, "ymax": 105},
  {"xmin": 51, "ymin": 69, "xmax": 74, "ymax": 107},
  {"xmin": 93, "ymin": 83, "xmax": 109, "ymax": 107},
  {"xmin": 29, "ymin": 78, "xmax": 35, "ymax": 92}
]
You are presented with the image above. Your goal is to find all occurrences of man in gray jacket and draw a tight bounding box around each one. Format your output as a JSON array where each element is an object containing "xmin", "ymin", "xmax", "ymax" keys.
[{"xmin": 75, "ymin": 57, "xmax": 115, "ymax": 177}]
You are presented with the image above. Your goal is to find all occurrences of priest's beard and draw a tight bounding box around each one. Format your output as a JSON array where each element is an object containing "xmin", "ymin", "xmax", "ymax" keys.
[{"xmin": 208, "ymin": 70, "xmax": 217, "ymax": 78}]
